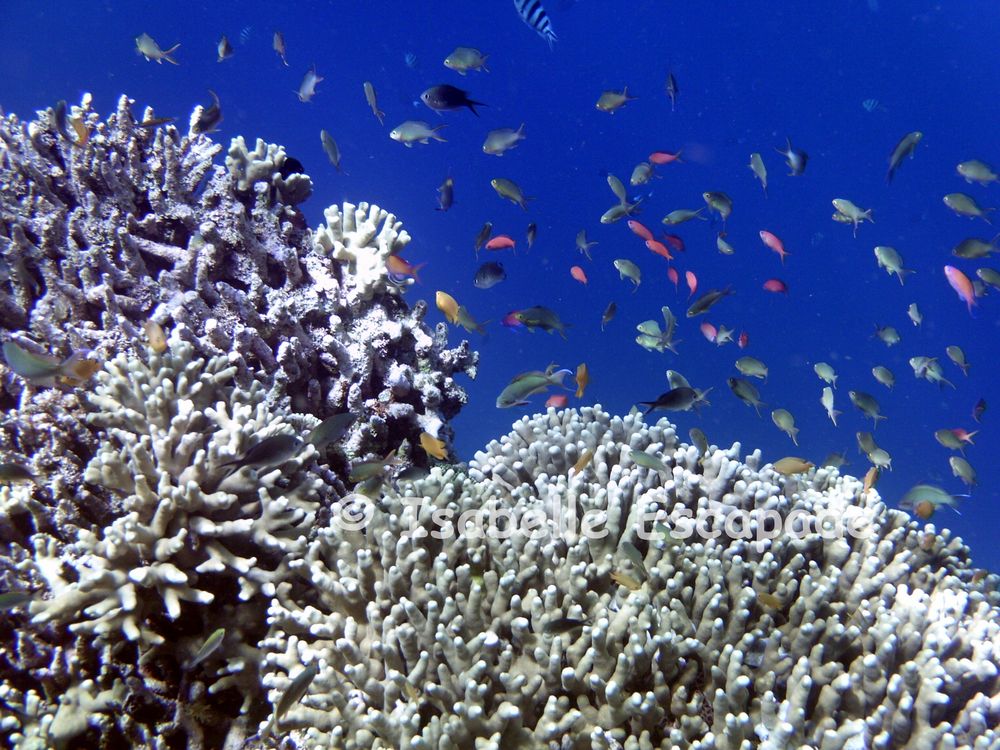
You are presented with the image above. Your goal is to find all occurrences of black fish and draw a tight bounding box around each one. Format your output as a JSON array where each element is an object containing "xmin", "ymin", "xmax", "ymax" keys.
[
  {"xmin": 219, "ymin": 433, "xmax": 302, "ymax": 473},
  {"xmin": 436, "ymin": 176, "xmax": 454, "ymax": 211},
  {"xmin": 192, "ymin": 90, "xmax": 223, "ymax": 134},
  {"xmin": 420, "ymin": 85, "xmax": 486, "ymax": 116},
  {"xmin": 53, "ymin": 100, "xmax": 71, "ymax": 140},
  {"xmin": 279, "ymin": 156, "xmax": 305, "ymax": 179},
  {"xmin": 474, "ymin": 261, "xmax": 506, "ymax": 289},
  {"xmin": 637, "ymin": 386, "xmax": 700, "ymax": 414},
  {"xmin": 514, "ymin": 0, "xmax": 558, "ymax": 48},
  {"xmin": 600, "ymin": 301, "xmax": 616, "ymax": 331},
  {"xmin": 543, "ymin": 617, "xmax": 587, "ymax": 635}
]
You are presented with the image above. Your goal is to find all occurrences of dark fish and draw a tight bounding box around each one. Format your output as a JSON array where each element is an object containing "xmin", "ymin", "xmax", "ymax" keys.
[
  {"xmin": 53, "ymin": 100, "xmax": 71, "ymax": 140},
  {"xmin": 307, "ymin": 413, "xmax": 355, "ymax": 450},
  {"xmin": 665, "ymin": 72, "xmax": 678, "ymax": 111},
  {"xmin": 526, "ymin": 222, "xmax": 538, "ymax": 248},
  {"xmin": 601, "ymin": 301, "xmax": 616, "ymax": 331},
  {"xmin": 219, "ymin": 434, "xmax": 302, "ymax": 473},
  {"xmin": 543, "ymin": 617, "xmax": 587, "ymax": 635},
  {"xmin": 217, "ymin": 34, "xmax": 234, "ymax": 62},
  {"xmin": 637, "ymin": 386, "xmax": 702, "ymax": 414},
  {"xmin": 514, "ymin": 0, "xmax": 558, "ymax": 48},
  {"xmin": 775, "ymin": 137, "xmax": 808, "ymax": 176},
  {"xmin": 886, "ymin": 131, "xmax": 923, "ymax": 183},
  {"xmin": 273, "ymin": 31, "xmax": 288, "ymax": 66},
  {"xmin": 436, "ymin": 176, "xmax": 454, "ymax": 211},
  {"xmin": 420, "ymin": 85, "xmax": 487, "ymax": 116},
  {"xmin": 278, "ymin": 156, "xmax": 305, "ymax": 179},
  {"xmin": 320, "ymin": 130, "xmax": 343, "ymax": 173},
  {"xmin": 474, "ymin": 261, "xmax": 506, "ymax": 289},
  {"xmin": 192, "ymin": 90, "xmax": 222, "ymax": 134},
  {"xmin": 973, "ymin": 398, "xmax": 987, "ymax": 423},
  {"xmin": 686, "ymin": 286, "xmax": 734, "ymax": 317},
  {"xmin": 261, "ymin": 664, "xmax": 319, "ymax": 740},
  {"xmin": 474, "ymin": 222, "xmax": 493, "ymax": 255},
  {"xmin": 137, "ymin": 116, "xmax": 176, "ymax": 129}
]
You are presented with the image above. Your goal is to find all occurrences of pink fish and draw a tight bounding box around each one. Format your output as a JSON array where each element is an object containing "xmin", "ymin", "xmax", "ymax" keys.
[
  {"xmin": 950, "ymin": 427, "xmax": 979, "ymax": 444},
  {"xmin": 386, "ymin": 255, "xmax": 427, "ymax": 283},
  {"xmin": 759, "ymin": 230, "xmax": 789, "ymax": 264},
  {"xmin": 944, "ymin": 265, "xmax": 977, "ymax": 315},
  {"xmin": 700, "ymin": 321, "xmax": 717, "ymax": 342},
  {"xmin": 646, "ymin": 239, "xmax": 673, "ymax": 260},
  {"xmin": 649, "ymin": 150, "xmax": 683, "ymax": 165},
  {"xmin": 570, "ymin": 265, "xmax": 588, "ymax": 285},
  {"xmin": 546, "ymin": 394, "xmax": 569, "ymax": 408},
  {"xmin": 501, "ymin": 311, "xmax": 525, "ymax": 328},
  {"xmin": 685, "ymin": 270, "xmax": 697, "ymax": 298},
  {"xmin": 485, "ymin": 235, "xmax": 516, "ymax": 251},
  {"xmin": 667, "ymin": 266, "xmax": 679, "ymax": 289},
  {"xmin": 737, "ymin": 330, "xmax": 749, "ymax": 349},
  {"xmin": 627, "ymin": 220, "xmax": 654, "ymax": 242},
  {"xmin": 762, "ymin": 278, "xmax": 788, "ymax": 293}
]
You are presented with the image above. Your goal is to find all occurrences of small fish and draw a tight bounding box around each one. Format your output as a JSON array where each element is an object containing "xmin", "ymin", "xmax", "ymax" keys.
[
  {"xmin": 320, "ymin": 130, "xmax": 344, "ymax": 173},
  {"xmin": 386, "ymin": 255, "xmax": 426, "ymax": 284},
  {"xmin": 689, "ymin": 427, "xmax": 709, "ymax": 461},
  {"xmin": 685, "ymin": 270, "xmax": 698, "ymax": 298},
  {"xmin": 485, "ymin": 235, "xmax": 516, "ymax": 251},
  {"xmin": 759, "ymin": 230, "xmax": 789, "ymax": 263},
  {"xmin": 390, "ymin": 121, "xmax": 447, "ymax": 147},
  {"xmin": 545, "ymin": 394, "xmax": 568, "ymax": 408},
  {"xmin": 630, "ymin": 162, "xmax": 655, "ymax": 186},
  {"xmin": 629, "ymin": 450, "xmax": 670, "ymax": 477},
  {"xmin": 135, "ymin": 33, "xmax": 180, "ymax": 64},
  {"xmin": 600, "ymin": 301, "xmax": 617, "ymax": 331},
  {"xmin": 570, "ymin": 265, "xmax": 588, "ymax": 285},
  {"xmin": 873, "ymin": 246, "xmax": 914, "ymax": 284},
  {"xmin": 862, "ymin": 466, "xmax": 879, "ymax": 496},
  {"xmin": 436, "ymin": 291, "xmax": 460, "ymax": 323},
  {"xmin": 261, "ymin": 664, "xmax": 319, "ymax": 741},
  {"xmin": 874, "ymin": 325, "xmax": 900, "ymax": 347},
  {"xmin": 703, "ymin": 191, "xmax": 733, "ymax": 226},
  {"xmin": 856, "ymin": 431, "xmax": 878, "ymax": 456},
  {"xmin": 934, "ymin": 429, "xmax": 966, "ymax": 452},
  {"xmin": 491, "ymin": 178, "xmax": 532, "ymax": 210},
  {"xmin": 686, "ymin": 286, "xmax": 734, "ymax": 317},
  {"xmin": 511, "ymin": 306, "xmax": 568, "ymax": 337},
  {"xmin": 886, "ymin": 131, "xmax": 922, "ymax": 183},
  {"xmin": 188, "ymin": 627, "xmax": 226, "ymax": 669},
  {"xmin": 474, "ymin": 261, "xmax": 506, "ymax": 289},
  {"xmin": 0, "ymin": 463, "xmax": 35, "ymax": 484},
  {"xmin": 973, "ymin": 398, "xmax": 987, "ymax": 423},
  {"xmin": 219, "ymin": 433, "xmax": 302, "ymax": 473},
  {"xmin": 419, "ymin": 432, "xmax": 448, "ymax": 460},
  {"xmin": 944, "ymin": 265, "xmax": 978, "ymax": 315},
  {"xmin": 728, "ymin": 377, "xmax": 765, "ymax": 416},
  {"xmin": 820, "ymin": 387, "xmax": 840, "ymax": 426},
  {"xmin": 436, "ymin": 176, "xmax": 454, "ymax": 211},
  {"xmin": 662, "ymin": 208, "xmax": 706, "ymax": 226},
  {"xmin": 775, "ymin": 137, "xmax": 808, "ymax": 175},
  {"xmin": 700, "ymin": 322, "xmax": 718, "ymax": 343},
  {"xmin": 956, "ymin": 159, "xmax": 999, "ymax": 186},
  {"xmin": 496, "ymin": 365, "xmax": 572, "ymax": 408},
  {"xmin": 607, "ymin": 174, "xmax": 629, "ymax": 204},
  {"xmin": 649, "ymin": 150, "xmax": 683, "ymax": 165},
  {"xmin": 772, "ymin": 457, "xmax": 813, "ymax": 476},
  {"xmin": 665, "ymin": 71, "xmax": 679, "ymax": 111},
  {"xmin": 831, "ymin": 199, "xmax": 873, "ymax": 236},
  {"xmin": 3, "ymin": 341, "xmax": 96, "ymax": 388},
  {"xmin": 576, "ymin": 229, "xmax": 598, "ymax": 260},
  {"xmin": 871, "ymin": 365, "xmax": 895, "ymax": 389},
  {"xmin": 946, "ymin": 345, "xmax": 970, "ymax": 376},
  {"xmin": 137, "ymin": 115, "xmax": 176, "ymax": 129},
  {"xmin": 143, "ymin": 320, "xmax": 168, "ymax": 353},
  {"xmin": 455, "ymin": 305, "xmax": 487, "ymax": 335},
  {"xmin": 53, "ymin": 100, "xmax": 71, "ymax": 140},
  {"xmin": 575, "ymin": 363, "xmax": 589, "ymax": 399},
  {"xmin": 907, "ymin": 302, "xmax": 922, "ymax": 327},
  {"xmin": 273, "ymin": 31, "xmax": 288, "ymax": 66},
  {"xmin": 596, "ymin": 87, "xmax": 637, "ymax": 113},
  {"xmin": 514, "ymin": 0, "xmax": 558, "ymax": 48},
  {"xmin": 483, "ymin": 124, "xmax": 526, "ymax": 156},
  {"xmin": 949, "ymin": 456, "xmax": 977, "ymax": 488},
  {"xmin": 613, "ymin": 259, "xmax": 641, "ymax": 291},
  {"xmin": 763, "ymin": 278, "xmax": 788, "ymax": 294},
  {"xmin": 861, "ymin": 98, "xmax": 880, "ymax": 112},
  {"xmin": 297, "ymin": 66, "xmax": 324, "ymax": 103},
  {"xmin": 977, "ymin": 267, "xmax": 1000, "ymax": 291},
  {"xmin": 619, "ymin": 540, "xmax": 649, "ymax": 578},
  {"xmin": 735, "ymin": 356, "xmax": 768, "ymax": 380},
  {"xmin": 570, "ymin": 449, "xmax": 594, "ymax": 476},
  {"xmin": 362, "ymin": 82, "xmax": 385, "ymax": 125},
  {"xmin": 526, "ymin": 223, "xmax": 537, "ymax": 248},
  {"xmin": 443, "ymin": 46, "xmax": 489, "ymax": 75},
  {"xmin": 758, "ymin": 592, "xmax": 784, "ymax": 610},
  {"xmin": 944, "ymin": 193, "xmax": 994, "ymax": 224},
  {"xmin": 0, "ymin": 591, "xmax": 33, "ymax": 610},
  {"xmin": 638, "ymin": 386, "xmax": 708, "ymax": 414},
  {"xmin": 748, "ymin": 152, "xmax": 768, "ymax": 196},
  {"xmin": 814, "ymin": 362, "xmax": 837, "ymax": 387},
  {"xmin": 348, "ymin": 450, "xmax": 400, "ymax": 483},
  {"xmin": 421, "ymin": 85, "xmax": 486, "ymax": 116},
  {"xmin": 192, "ymin": 90, "xmax": 223, "ymax": 134},
  {"xmin": 717, "ymin": 232, "xmax": 736, "ymax": 255},
  {"xmin": 217, "ymin": 35, "xmax": 234, "ymax": 62},
  {"xmin": 849, "ymin": 390, "xmax": 887, "ymax": 428},
  {"xmin": 898, "ymin": 484, "xmax": 962, "ymax": 519},
  {"xmin": 543, "ymin": 618, "xmax": 588, "ymax": 636},
  {"xmin": 771, "ymin": 409, "xmax": 799, "ymax": 446},
  {"xmin": 610, "ymin": 570, "xmax": 642, "ymax": 591},
  {"xmin": 474, "ymin": 222, "xmax": 493, "ymax": 254}
]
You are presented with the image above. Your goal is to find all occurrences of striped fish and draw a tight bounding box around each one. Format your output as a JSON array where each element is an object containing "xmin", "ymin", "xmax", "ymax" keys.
[{"xmin": 513, "ymin": 0, "xmax": 558, "ymax": 47}]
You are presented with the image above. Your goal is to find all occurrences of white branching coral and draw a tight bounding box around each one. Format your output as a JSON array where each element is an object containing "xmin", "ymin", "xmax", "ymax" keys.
[
  {"xmin": 258, "ymin": 405, "xmax": 1000, "ymax": 749},
  {"xmin": 313, "ymin": 201, "xmax": 412, "ymax": 303},
  {"xmin": 32, "ymin": 326, "xmax": 322, "ymax": 649}
]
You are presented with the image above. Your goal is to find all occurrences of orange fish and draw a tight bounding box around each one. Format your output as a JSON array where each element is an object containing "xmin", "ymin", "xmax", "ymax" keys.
[
  {"xmin": 700, "ymin": 322, "xmax": 717, "ymax": 342},
  {"xmin": 645, "ymin": 239, "xmax": 673, "ymax": 260},
  {"xmin": 685, "ymin": 270, "xmax": 697, "ymax": 298},
  {"xmin": 759, "ymin": 230, "xmax": 789, "ymax": 264},
  {"xmin": 485, "ymin": 235, "xmax": 516, "ymax": 251},
  {"xmin": 570, "ymin": 265, "xmax": 588, "ymax": 285},
  {"xmin": 575, "ymin": 362, "xmax": 589, "ymax": 398},
  {"xmin": 944, "ymin": 265, "xmax": 977, "ymax": 315},
  {"xmin": 762, "ymin": 278, "xmax": 788, "ymax": 293},
  {"xmin": 545, "ymin": 394, "xmax": 569, "ymax": 408},
  {"xmin": 386, "ymin": 255, "xmax": 427, "ymax": 282},
  {"xmin": 667, "ymin": 266, "xmax": 679, "ymax": 289},
  {"xmin": 737, "ymin": 330, "xmax": 749, "ymax": 349},
  {"xmin": 649, "ymin": 150, "xmax": 683, "ymax": 165},
  {"xmin": 627, "ymin": 220, "xmax": 654, "ymax": 242}
]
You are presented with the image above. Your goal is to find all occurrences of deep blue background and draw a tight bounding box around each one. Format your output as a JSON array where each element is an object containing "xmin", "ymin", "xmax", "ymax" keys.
[{"xmin": 3, "ymin": 1, "xmax": 999, "ymax": 570}]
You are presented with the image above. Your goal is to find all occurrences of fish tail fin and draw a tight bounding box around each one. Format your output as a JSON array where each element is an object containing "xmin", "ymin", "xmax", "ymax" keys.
[
  {"xmin": 898, "ymin": 268, "xmax": 915, "ymax": 285},
  {"xmin": 410, "ymin": 262, "xmax": 428, "ymax": 284},
  {"xmin": 832, "ymin": 409, "xmax": 841, "ymax": 427},
  {"xmin": 163, "ymin": 44, "xmax": 181, "ymax": 65}
]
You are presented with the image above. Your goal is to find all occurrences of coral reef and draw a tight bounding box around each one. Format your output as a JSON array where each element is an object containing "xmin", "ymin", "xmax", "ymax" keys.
[{"xmin": 258, "ymin": 405, "xmax": 1000, "ymax": 749}]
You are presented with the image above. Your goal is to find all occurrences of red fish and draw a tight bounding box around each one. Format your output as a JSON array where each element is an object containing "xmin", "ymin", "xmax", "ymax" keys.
[
  {"xmin": 667, "ymin": 266, "xmax": 679, "ymax": 289},
  {"xmin": 386, "ymin": 255, "xmax": 427, "ymax": 283},
  {"xmin": 627, "ymin": 220, "xmax": 654, "ymax": 242},
  {"xmin": 546, "ymin": 394, "xmax": 569, "ymax": 408},
  {"xmin": 570, "ymin": 265, "xmax": 588, "ymax": 285},
  {"xmin": 944, "ymin": 265, "xmax": 977, "ymax": 315},
  {"xmin": 486, "ymin": 235, "xmax": 516, "ymax": 251},
  {"xmin": 700, "ymin": 321, "xmax": 717, "ymax": 342},
  {"xmin": 737, "ymin": 330, "xmax": 749, "ymax": 349},
  {"xmin": 685, "ymin": 270, "xmax": 697, "ymax": 298},
  {"xmin": 649, "ymin": 150, "xmax": 683, "ymax": 165},
  {"xmin": 950, "ymin": 427, "xmax": 979, "ymax": 444},
  {"xmin": 759, "ymin": 230, "xmax": 789, "ymax": 264},
  {"xmin": 762, "ymin": 278, "xmax": 788, "ymax": 293},
  {"xmin": 663, "ymin": 234, "xmax": 685, "ymax": 253},
  {"xmin": 646, "ymin": 239, "xmax": 673, "ymax": 260}
]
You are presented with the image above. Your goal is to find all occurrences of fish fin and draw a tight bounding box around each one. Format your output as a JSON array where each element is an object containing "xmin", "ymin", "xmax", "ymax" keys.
[{"xmin": 162, "ymin": 44, "xmax": 181, "ymax": 65}]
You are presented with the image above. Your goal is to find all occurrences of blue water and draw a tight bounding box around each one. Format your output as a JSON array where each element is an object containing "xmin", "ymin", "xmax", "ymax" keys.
[{"xmin": 2, "ymin": 1, "xmax": 999, "ymax": 570}]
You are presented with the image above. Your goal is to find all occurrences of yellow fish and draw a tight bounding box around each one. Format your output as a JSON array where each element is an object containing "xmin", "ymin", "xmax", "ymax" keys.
[
  {"xmin": 610, "ymin": 570, "xmax": 641, "ymax": 591},
  {"xmin": 420, "ymin": 432, "xmax": 448, "ymax": 460},
  {"xmin": 435, "ymin": 291, "xmax": 459, "ymax": 324},
  {"xmin": 758, "ymin": 592, "xmax": 783, "ymax": 610},
  {"xmin": 575, "ymin": 363, "xmax": 589, "ymax": 399},
  {"xmin": 143, "ymin": 320, "xmax": 168, "ymax": 353}
]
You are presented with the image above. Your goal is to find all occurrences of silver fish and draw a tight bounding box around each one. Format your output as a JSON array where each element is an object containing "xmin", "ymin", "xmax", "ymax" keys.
[{"xmin": 297, "ymin": 66, "xmax": 324, "ymax": 102}]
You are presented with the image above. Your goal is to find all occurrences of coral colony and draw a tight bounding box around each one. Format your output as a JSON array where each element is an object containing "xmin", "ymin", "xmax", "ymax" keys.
[{"xmin": 0, "ymin": 97, "xmax": 998, "ymax": 748}]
